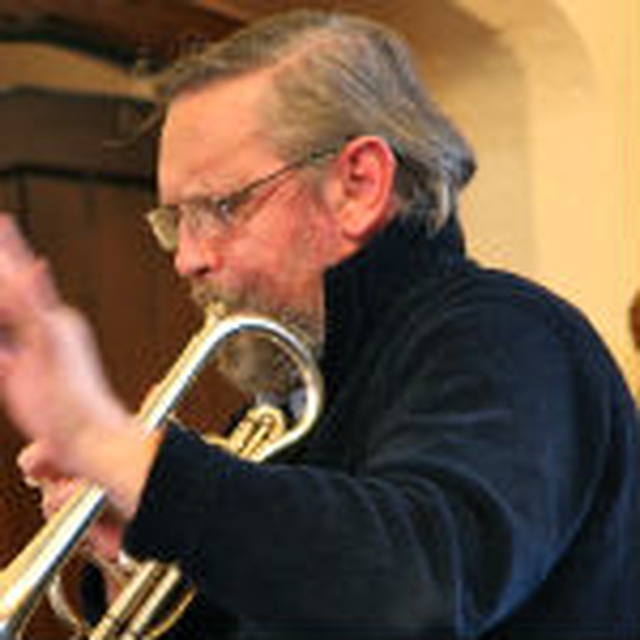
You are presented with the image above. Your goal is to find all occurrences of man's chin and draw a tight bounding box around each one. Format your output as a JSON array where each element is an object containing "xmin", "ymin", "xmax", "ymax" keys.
[
  {"xmin": 189, "ymin": 283, "xmax": 323, "ymax": 398},
  {"xmin": 215, "ymin": 333, "xmax": 298, "ymax": 398}
]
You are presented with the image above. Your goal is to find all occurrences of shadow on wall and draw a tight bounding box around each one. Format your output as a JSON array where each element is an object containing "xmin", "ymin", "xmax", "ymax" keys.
[
  {"xmin": 363, "ymin": 0, "xmax": 594, "ymax": 276},
  {"xmin": 375, "ymin": 0, "xmax": 535, "ymax": 272},
  {"xmin": 630, "ymin": 291, "xmax": 640, "ymax": 399}
]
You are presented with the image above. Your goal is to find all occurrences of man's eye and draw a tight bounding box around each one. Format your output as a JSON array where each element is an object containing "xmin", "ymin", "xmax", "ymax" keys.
[{"xmin": 215, "ymin": 192, "xmax": 249, "ymax": 222}]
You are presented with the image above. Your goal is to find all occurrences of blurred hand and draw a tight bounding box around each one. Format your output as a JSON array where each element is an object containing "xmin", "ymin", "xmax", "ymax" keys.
[
  {"xmin": 0, "ymin": 214, "xmax": 160, "ymax": 519},
  {"xmin": 0, "ymin": 215, "xmax": 130, "ymax": 475},
  {"xmin": 19, "ymin": 442, "xmax": 125, "ymax": 563}
]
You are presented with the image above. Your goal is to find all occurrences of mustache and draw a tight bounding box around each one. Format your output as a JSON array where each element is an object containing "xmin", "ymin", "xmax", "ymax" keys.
[
  {"xmin": 187, "ymin": 280, "xmax": 305, "ymax": 397},
  {"xmin": 188, "ymin": 279, "xmax": 324, "ymax": 359},
  {"xmin": 189, "ymin": 281, "xmax": 239, "ymax": 311}
]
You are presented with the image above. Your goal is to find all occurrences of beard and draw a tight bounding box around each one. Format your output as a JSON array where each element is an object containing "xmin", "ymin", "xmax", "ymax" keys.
[{"xmin": 190, "ymin": 279, "xmax": 324, "ymax": 398}]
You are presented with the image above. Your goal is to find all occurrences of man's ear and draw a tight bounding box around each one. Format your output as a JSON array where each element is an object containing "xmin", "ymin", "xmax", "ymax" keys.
[{"xmin": 331, "ymin": 136, "xmax": 398, "ymax": 243}]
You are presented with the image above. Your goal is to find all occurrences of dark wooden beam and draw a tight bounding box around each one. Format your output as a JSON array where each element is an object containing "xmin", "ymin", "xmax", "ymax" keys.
[
  {"xmin": 0, "ymin": 0, "xmax": 243, "ymax": 66},
  {"xmin": 0, "ymin": 87, "xmax": 155, "ymax": 179}
]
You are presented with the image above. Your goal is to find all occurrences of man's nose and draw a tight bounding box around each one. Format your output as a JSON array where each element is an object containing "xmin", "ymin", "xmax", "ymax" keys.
[{"xmin": 173, "ymin": 225, "xmax": 223, "ymax": 279}]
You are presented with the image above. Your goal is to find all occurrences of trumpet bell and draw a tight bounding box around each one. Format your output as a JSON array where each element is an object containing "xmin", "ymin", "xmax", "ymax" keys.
[{"xmin": 0, "ymin": 309, "xmax": 323, "ymax": 640}]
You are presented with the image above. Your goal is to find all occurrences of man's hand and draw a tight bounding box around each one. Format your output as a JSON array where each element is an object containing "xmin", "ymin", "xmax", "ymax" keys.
[
  {"xmin": 19, "ymin": 441, "xmax": 125, "ymax": 562},
  {"xmin": 0, "ymin": 214, "xmax": 161, "ymax": 520},
  {"xmin": 0, "ymin": 215, "xmax": 126, "ymax": 469}
]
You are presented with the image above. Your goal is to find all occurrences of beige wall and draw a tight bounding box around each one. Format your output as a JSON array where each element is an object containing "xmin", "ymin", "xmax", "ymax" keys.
[
  {"xmin": 0, "ymin": 42, "xmax": 150, "ymax": 98},
  {"xmin": 1, "ymin": 0, "xmax": 638, "ymax": 393}
]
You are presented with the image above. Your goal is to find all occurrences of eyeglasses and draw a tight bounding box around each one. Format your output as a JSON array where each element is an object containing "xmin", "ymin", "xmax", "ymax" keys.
[{"xmin": 146, "ymin": 146, "xmax": 339, "ymax": 252}]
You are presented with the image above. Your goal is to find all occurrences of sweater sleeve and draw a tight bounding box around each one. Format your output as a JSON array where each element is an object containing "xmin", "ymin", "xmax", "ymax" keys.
[{"xmin": 123, "ymin": 294, "xmax": 626, "ymax": 638}]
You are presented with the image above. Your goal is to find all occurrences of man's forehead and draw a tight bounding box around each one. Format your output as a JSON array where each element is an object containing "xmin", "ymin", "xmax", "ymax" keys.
[
  {"xmin": 164, "ymin": 86, "xmax": 255, "ymax": 144},
  {"xmin": 158, "ymin": 73, "xmax": 276, "ymax": 198},
  {"xmin": 166, "ymin": 70, "xmax": 275, "ymax": 131}
]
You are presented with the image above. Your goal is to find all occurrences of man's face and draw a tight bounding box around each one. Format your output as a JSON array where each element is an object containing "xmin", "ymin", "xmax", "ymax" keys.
[{"xmin": 158, "ymin": 72, "xmax": 340, "ymax": 393}]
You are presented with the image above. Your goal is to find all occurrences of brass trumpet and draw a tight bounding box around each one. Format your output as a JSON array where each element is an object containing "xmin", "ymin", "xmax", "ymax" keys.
[{"xmin": 0, "ymin": 306, "xmax": 323, "ymax": 639}]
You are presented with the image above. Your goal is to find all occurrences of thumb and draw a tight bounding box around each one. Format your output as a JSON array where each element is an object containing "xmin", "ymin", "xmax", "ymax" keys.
[{"xmin": 18, "ymin": 441, "xmax": 67, "ymax": 484}]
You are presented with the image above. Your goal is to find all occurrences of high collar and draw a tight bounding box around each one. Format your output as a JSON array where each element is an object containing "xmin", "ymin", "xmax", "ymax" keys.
[{"xmin": 321, "ymin": 206, "xmax": 467, "ymax": 400}]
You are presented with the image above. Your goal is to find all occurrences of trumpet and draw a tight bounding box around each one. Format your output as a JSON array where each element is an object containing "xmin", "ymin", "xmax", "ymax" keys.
[{"xmin": 0, "ymin": 306, "xmax": 323, "ymax": 639}]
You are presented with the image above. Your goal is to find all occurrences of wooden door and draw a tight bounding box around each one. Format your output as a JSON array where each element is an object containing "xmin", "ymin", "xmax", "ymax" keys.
[{"xmin": 0, "ymin": 88, "xmax": 240, "ymax": 638}]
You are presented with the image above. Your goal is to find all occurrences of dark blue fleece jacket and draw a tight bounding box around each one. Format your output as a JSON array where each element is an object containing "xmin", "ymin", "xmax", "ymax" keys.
[{"xmin": 123, "ymin": 214, "xmax": 639, "ymax": 639}]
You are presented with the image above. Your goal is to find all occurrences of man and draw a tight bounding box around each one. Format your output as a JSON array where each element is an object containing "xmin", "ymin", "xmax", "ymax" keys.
[{"xmin": 0, "ymin": 10, "xmax": 638, "ymax": 639}]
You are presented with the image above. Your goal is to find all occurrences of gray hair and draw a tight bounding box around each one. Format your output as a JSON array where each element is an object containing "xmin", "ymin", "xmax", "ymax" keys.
[{"xmin": 155, "ymin": 10, "xmax": 476, "ymax": 232}]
